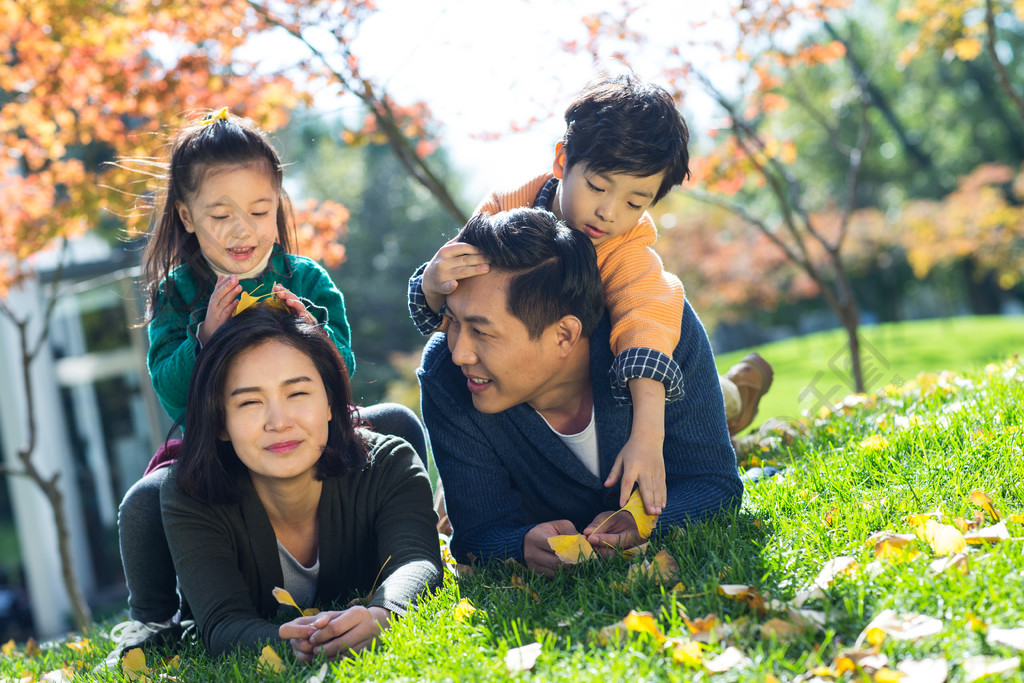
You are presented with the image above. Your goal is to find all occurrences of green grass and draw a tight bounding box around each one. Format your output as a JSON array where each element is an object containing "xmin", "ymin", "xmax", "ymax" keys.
[
  {"xmin": 715, "ymin": 315, "xmax": 1022, "ymax": 431},
  {"xmin": 3, "ymin": 351, "xmax": 1024, "ymax": 681}
]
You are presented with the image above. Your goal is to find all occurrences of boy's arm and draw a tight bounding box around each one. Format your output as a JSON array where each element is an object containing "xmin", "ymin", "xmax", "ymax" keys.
[
  {"xmin": 408, "ymin": 264, "xmax": 446, "ymax": 336},
  {"xmin": 408, "ymin": 239, "xmax": 490, "ymax": 336},
  {"xmin": 604, "ymin": 378, "xmax": 666, "ymax": 515},
  {"xmin": 598, "ymin": 214, "xmax": 686, "ymax": 404}
]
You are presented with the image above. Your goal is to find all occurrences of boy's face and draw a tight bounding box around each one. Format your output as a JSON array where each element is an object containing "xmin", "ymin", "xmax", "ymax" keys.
[{"xmin": 552, "ymin": 148, "xmax": 666, "ymax": 246}]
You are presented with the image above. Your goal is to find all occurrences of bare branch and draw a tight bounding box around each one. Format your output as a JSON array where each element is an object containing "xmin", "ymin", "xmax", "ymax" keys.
[{"xmin": 984, "ymin": 0, "xmax": 1024, "ymax": 124}]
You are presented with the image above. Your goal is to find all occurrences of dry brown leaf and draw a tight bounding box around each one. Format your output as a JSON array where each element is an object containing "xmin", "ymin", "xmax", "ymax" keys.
[
  {"xmin": 683, "ymin": 613, "xmax": 720, "ymax": 642},
  {"xmin": 968, "ymin": 490, "xmax": 1001, "ymax": 522},
  {"xmin": 717, "ymin": 584, "xmax": 767, "ymax": 614},
  {"xmin": 824, "ymin": 507, "xmax": 838, "ymax": 527},
  {"xmin": 621, "ymin": 542, "xmax": 649, "ymax": 559},
  {"xmin": 760, "ymin": 617, "xmax": 808, "ymax": 642},
  {"xmin": 504, "ymin": 642, "xmax": 542, "ymax": 673},
  {"xmin": 546, "ymin": 534, "xmax": 595, "ymax": 563}
]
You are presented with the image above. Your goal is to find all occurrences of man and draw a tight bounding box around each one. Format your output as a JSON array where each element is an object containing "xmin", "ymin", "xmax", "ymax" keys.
[{"xmin": 417, "ymin": 208, "xmax": 742, "ymax": 575}]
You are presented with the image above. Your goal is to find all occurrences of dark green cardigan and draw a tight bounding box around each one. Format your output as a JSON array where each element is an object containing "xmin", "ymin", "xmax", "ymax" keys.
[
  {"xmin": 160, "ymin": 431, "xmax": 442, "ymax": 656},
  {"xmin": 147, "ymin": 245, "xmax": 355, "ymax": 424}
]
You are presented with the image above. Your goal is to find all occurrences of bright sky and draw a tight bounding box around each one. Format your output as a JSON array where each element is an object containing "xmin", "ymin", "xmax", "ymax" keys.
[{"xmin": 339, "ymin": 0, "xmax": 735, "ymax": 203}]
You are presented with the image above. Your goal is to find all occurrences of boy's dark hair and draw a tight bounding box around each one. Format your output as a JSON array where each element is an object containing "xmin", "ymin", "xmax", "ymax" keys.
[
  {"xmin": 561, "ymin": 73, "xmax": 690, "ymax": 203},
  {"xmin": 175, "ymin": 306, "xmax": 367, "ymax": 505},
  {"xmin": 457, "ymin": 208, "xmax": 605, "ymax": 338},
  {"xmin": 137, "ymin": 110, "xmax": 297, "ymax": 320}
]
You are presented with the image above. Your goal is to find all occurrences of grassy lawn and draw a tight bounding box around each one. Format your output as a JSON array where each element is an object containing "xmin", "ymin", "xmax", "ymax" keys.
[
  {"xmin": 715, "ymin": 315, "xmax": 1023, "ymax": 432},
  {"xmin": 2, "ymin": 334, "xmax": 1023, "ymax": 681}
]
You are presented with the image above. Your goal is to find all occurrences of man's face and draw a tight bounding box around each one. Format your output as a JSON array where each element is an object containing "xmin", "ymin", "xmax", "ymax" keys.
[
  {"xmin": 443, "ymin": 270, "xmax": 564, "ymax": 414},
  {"xmin": 553, "ymin": 158, "xmax": 666, "ymax": 246}
]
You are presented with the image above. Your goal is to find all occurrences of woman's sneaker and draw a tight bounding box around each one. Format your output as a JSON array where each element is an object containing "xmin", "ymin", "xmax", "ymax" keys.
[{"xmin": 97, "ymin": 618, "xmax": 182, "ymax": 670}]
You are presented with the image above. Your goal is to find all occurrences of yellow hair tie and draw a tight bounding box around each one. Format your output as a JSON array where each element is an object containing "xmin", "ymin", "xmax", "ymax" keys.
[{"xmin": 201, "ymin": 107, "xmax": 231, "ymax": 125}]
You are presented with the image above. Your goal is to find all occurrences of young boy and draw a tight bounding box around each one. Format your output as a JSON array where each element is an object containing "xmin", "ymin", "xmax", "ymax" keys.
[{"xmin": 409, "ymin": 73, "xmax": 772, "ymax": 517}]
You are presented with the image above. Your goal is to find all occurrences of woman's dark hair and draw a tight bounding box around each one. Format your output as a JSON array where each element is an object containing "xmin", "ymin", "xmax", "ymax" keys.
[
  {"xmin": 562, "ymin": 72, "xmax": 690, "ymax": 203},
  {"xmin": 457, "ymin": 208, "xmax": 605, "ymax": 338},
  {"xmin": 137, "ymin": 110, "xmax": 297, "ymax": 322},
  {"xmin": 175, "ymin": 306, "xmax": 367, "ymax": 504}
]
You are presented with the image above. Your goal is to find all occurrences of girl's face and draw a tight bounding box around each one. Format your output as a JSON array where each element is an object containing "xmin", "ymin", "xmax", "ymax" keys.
[
  {"xmin": 220, "ymin": 340, "xmax": 332, "ymax": 488},
  {"xmin": 177, "ymin": 163, "xmax": 280, "ymax": 274}
]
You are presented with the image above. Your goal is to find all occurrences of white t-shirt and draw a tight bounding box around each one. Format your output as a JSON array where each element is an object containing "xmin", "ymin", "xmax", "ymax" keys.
[{"xmin": 539, "ymin": 406, "xmax": 600, "ymax": 477}]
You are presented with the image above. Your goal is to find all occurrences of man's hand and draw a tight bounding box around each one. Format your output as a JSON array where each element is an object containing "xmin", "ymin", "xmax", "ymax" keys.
[
  {"xmin": 279, "ymin": 606, "xmax": 390, "ymax": 663},
  {"xmin": 422, "ymin": 238, "xmax": 490, "ymax": 313},
  {"xmin": 583, "ymin": 511, "xmax": 642, "ymax": 559},
  {"xmin": 523, "ymin": 520, "xmax": 578, "ymax": 577},
  {"xmin": 197, "ymin": 275, "xmax": 242, "ymax": 345},
  {"xmin": 604, "ymin": 432, "xmax": 666, "ymax": 514}
]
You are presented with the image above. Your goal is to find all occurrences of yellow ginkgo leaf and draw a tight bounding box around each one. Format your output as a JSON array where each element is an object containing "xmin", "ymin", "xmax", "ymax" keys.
[
  {"xmin": 301, "ymin": 608, "xmax": 320, "ymax": 617},
  {"xmin": 1009, "ymin": 514, "xmax": 1024, "ymax": 525},
  {"xmin": 916, "ymin": 519, "xmax": 966, "ymax": 556},
  {"xmin": 717, "ymin": 584, "xmax": 767, "ymax": 613},
  {"xmin": 651, "ymin": 549, "xmax": 680, "ymax": 584},
  {"xmin": 622, "ymin": 488, "xmax": 659, "ymax": 538},
  {"xmin": 258, "ymin": 645, "xmax": 285, "ymax": 673},
  {"xmin": 969, "ymin": 490, "xmax": 1001, "ymax": 522},
  {"xmin": 234, "ymin": 289, "xmax": 264, "ymax": 316},
  {"xmin": 873, "ymin": 667, "xmax": 905, "ymax": 683},
  {"xmin": 760, "ymin": 617, "xmax": 806, "ymax": 642},
  {"xmin": 1, "ymin": 639, "xmax": 14, "ymax": 655},
  {"xmin": 546, "ymin": 534, "xmax": 595, "ymax": 563},
  {"xmin": 859, "ymin": 435, "xmax": 888, "ymax": 450},
  {"xmin": 454, "ymin": 598, "xmax": 477, "ymax": 622},
  {"xmin": 272, "ymin": 586, "xmax": 302, "ymax": 613},
  {"xmin": 624, "ymin": 610, "xmax": 665, "ymax": 642},
  {"xmin": 672, "ymin": 640, "xmax": 703, "ymax": 667},
  {"xmin": 121, "ymin": 648, "xmax": 151, "ymax": 682},
  {"xmin": 591, "ymin": 620, "xmax": 628, "ymax": 646}
]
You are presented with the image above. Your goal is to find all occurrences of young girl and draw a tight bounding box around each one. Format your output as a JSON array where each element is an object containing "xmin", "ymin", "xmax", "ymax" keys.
[{"xmin": 103, "ymin": 108, "xmax": 428, "ymax": 667}]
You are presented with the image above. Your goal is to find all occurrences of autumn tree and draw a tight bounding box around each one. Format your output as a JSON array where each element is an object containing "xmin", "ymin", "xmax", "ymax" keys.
[{"xmin": 1, "ymin": 0, "xmax": 449, "ymax": 633}]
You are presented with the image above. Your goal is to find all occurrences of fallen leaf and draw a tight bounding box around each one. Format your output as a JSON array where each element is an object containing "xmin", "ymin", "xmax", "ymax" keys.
[
  {"xmin": 856, "ymin": 610, "xmax": 943, "ymax": 648},
  {"xmin": 40, "ymin": 669, "xmax": 74, "ymax": 683},
  {"xmin": 824, "ymin": 507, "xmax": 838, "ymax": 527},
  {"xmin": 987, "ymin": 626, "xmax": 1024, "ymax": 650},
  {"xmin": 621, "ymin": 542, "xmax": 649, "ymax": 559},
  {"xmin": 121, "ymin": 648, "xmax": 151, "ymax": 682},
  {"xmin": 915, "ymin": 520, "xmax": 966, "ymax": 556},
  {"xmin": 672, "ymin": 640, "xmax": 703, "ymax": 667},
  {"xmin": 961, "ymin": 654, "xmax": 1020, "ymax": 681},
  {"xmin": 717, "ymin": 584, "xmax": 767, "ymax": 614},
  {"xmin": 963, "ymin": 520, "xmax": 1009, "ymax": 544},
  {"xmin": 703, "ymin": 645, "xmax": 750, "ymax": 673},
  {"xmin": 929, "ymin": 552, "xmax": 970, "ymax": 574},
  {"xmin": 454, "ymin": 598, "xmax": 477, "ymax": 622},
  {"xmin": 504, "ymin": 642, "xmax": 542, "ymax": 673},
  {"xmin": 624, "ymin": 610, "xmax": 665, "ymax": 641},
  {"xmin": 895, "ymin": 657, "xmax": 948, "ymax": 683},
  {"xmin": 873, "ymin": 668, "xmax": 905, "ymax": 683},
  {"xmin": 813, "ymin": 556, "xmax": 858, "ymax": 589},
  {"xmin": 592, "ymin": 620, "xmax": 628, "ymax": 646},
  {"xmin": 1, "ymin": 640, "xmax": 14, "ymax": 656},
  {"xmin": 969, "ymin": 490, "xmax": 1001, "ymax": 522},
  {"xmin": 307, "ymin": 663, "xmax": 329, "ymax": 683},
  {"xmin": 683, "ymin": 614, "xmax": 719, "ymax": 642},
  {"xmin": 651, "ymin": 550, "xmax": 680, "ymax": 584},
  {"xmin": 906, "ymin": 511, "xmax": 942, "ymax": 526},
  {"xmin": 760, "ymin": 617, "xmax": 807, "ymax": 642},
  {"xmin": 859, "ymin": 435, "xmax": 888, "ymax": 450},
  {"xmin": 1009, "ymin": 514, "xmax": 1024, "ymax": 525},
  {"xmin": 546, "ymin": 534, "xmax": 595, "ymax": 564},
  {"xmin": 867, "ymin": 532, "xmax": 917, "ymax": 559},
  {"xmin": 24, "ymin": 639, "xmax": 39, "ymax": 657},
  {"xmin": 511, "ymin": 575, "xmax": 539, "ymax": 602},
  {"xmin": 65, "ymin": 638, "xmax": 90, "ymax": 653},
  {"xmin": 258, "ymin": 645, "xmax": 285, "ymax": 673}
]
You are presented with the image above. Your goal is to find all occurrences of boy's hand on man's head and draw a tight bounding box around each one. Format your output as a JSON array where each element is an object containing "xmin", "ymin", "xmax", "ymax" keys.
[
  {"xmin": 604, "ymin": 434, "xmax": 666, "ymax": 515},
  {"xmin": 422, "ymin": 238, "xmax": 490, "ymax": 313}
]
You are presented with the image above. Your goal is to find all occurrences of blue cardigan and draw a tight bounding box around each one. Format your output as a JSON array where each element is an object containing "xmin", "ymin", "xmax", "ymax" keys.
[{"xmin": 418, "ymin": 302, "xmax": 743, "ymax": 564}]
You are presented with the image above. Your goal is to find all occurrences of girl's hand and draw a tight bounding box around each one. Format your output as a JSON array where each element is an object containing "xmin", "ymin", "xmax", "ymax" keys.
[
  {"xmin": 273, "ymin": 284, "xmax": 316, "ymax": 325},
  {"xmin": 197, "ymin": 275, "xmax": 242, "ymax": 345},
  {"xmin": 279, "ymin": 606, "xmax": 391, "ymax": 662},
  {"xmin": 422, "ymin": 238, "xmax": 490, "ymax": 313}
]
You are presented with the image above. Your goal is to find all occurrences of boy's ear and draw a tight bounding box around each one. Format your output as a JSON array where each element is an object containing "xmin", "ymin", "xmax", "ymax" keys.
[
  {"xmin": 551, "ymin": 142, "xmax": 567, "ymax": 180},
  {"xmin": 177, "ymin": 201, "xmax": 196, "ymax": 234}
]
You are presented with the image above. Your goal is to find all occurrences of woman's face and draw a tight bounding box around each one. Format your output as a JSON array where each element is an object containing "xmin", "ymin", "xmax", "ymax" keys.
[{"xmin": 220, "ymin": 339, "xmax": 331, "ymax": 486}]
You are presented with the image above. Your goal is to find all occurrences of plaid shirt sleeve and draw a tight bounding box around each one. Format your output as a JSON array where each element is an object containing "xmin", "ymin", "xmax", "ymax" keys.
[
  {"xmin": 408, "ymin": 263, "xmax": 445, "ymax": 336},
  {"xmin": 608, "ymin": 347, "xmax": 685, "ymax": 404}
]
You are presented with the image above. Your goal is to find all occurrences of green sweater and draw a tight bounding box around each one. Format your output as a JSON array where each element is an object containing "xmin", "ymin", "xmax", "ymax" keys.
[
  {"xmin": 147, "ymin": 245, "xmax": 355, "ymax": 424},
  {"xmin": 160, "ymin": 431, "xmax": 443, "ymax": 656}
]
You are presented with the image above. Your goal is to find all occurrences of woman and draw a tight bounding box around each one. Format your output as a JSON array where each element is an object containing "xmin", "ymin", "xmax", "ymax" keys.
[{"xmin": 161, "ymin": 305, "xmax": 442, "ymax": 660}]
